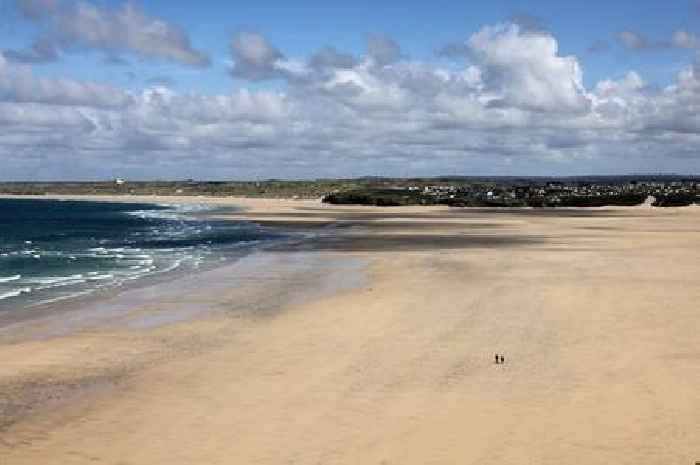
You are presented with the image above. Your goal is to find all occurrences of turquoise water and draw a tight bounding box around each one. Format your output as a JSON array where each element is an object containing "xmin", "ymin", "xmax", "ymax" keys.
[{"xmin": 0, "ymin": 199, "xmax": 281, "ymax": 311}]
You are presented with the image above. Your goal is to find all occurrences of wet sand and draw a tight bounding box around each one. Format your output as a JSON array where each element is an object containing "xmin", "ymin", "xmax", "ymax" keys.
[{"xmin": 1, "ymin": 196, "xmax": 699, "ymax": 464}]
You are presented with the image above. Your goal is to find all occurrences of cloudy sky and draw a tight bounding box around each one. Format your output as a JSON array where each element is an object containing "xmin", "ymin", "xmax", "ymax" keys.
[{"xmin": 1, "ymin": 0, "xmax": 700, "ymax": 180}]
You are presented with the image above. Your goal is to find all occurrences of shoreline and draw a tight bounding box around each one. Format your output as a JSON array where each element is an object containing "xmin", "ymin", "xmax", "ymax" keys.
[
  {"xmin": 0, "ymin": 193, "xmax": 326, "ymax": 210},
  {"xmin": 0, "ymin": 197, "xmax": 300, "ymax": 327},
  {"xmin": 0, "ymin": 246, "xmax": 368, "ymax": 434},
  {"xmin": 0, "ymin": 195, "xmax": 368, "ymax": 429},
  {"xmin": 1, "ymin": 196, "xmax": 699, "ymax": 463}
]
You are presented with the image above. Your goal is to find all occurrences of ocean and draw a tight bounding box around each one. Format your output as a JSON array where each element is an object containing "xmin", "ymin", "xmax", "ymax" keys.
[{"xmin": 0, "ymin": 198, "xmax": 283, "ymax": 312}]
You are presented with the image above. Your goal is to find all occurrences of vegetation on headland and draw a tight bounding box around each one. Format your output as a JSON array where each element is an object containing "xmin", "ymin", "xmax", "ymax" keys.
[
  {"xmin": 324, "ymin": 190, "xmax": 652, "ymax": 208},
  {"xmin": 322, "ymin": 189, "xmax": 431, "ymax": 206},
  {"xmin": 0, "ymin": 180, "xmax": 352, "ymax": 199},
  {"xmin": 0, "ymin": 175, "xmax": 698, "ymax": 208},
  {"xmin": 651, "ymin": 193, "xmax": 699, "ymax": 207}
]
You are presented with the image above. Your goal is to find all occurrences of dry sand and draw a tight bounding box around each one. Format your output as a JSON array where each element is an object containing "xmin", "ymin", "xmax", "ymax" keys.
[{"xmin": 1, "ymin": 197, "xmax": 699, "ymax": 464}]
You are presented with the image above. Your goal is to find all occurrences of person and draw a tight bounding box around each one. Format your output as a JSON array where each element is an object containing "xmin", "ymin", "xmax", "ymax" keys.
[
  {"xmin": 495, "ymin": 353, "xmax": 500, "ymax": 364},
  {"xmin": 500, "ymin": 354, "xmax": 505, "ymax": 364}
]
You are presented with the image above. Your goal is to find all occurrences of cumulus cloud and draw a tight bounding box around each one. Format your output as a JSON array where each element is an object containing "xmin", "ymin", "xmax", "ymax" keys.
[
  {"xmin": 5, "ymin": 0, "xmax": 210, "ymax": 67},
  {"xmin": 438, "ymin": 22, "xmax": 592, "ymax": 122},
  {"xmin": 467, "ymin": 23, "xmax": 590, "ymax": 113},
  {"xmin": 309, "ymin": 46, "xmax": 358, "ymax": 71},
  {"xmin": 0, "ymin": 54, "xmax": 131, "ymax": 107},
  {"xmin": 3, "ymin": 21, "xmax": 700, "ymax": 179},
  {"xmin": 228, "ymin": 32, "xmax": 366, "ymax": 84},
  {"xmin": 229, "ymin": 31, "xmax": 286, "ymax": 81}
]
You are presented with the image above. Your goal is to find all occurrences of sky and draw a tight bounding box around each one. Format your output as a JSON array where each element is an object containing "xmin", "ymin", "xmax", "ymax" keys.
[{"xmin": 1, "ymin": 0, "xmax": 700, "ymax": 180}]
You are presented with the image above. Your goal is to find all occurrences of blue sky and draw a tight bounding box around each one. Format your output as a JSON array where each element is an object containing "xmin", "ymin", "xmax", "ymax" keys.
[
  {"xmin": 4, "ymin": 0, "xmax": 697, "ymax": 91},
  {"xmin": 1, "ymin": 0, "xmax": 700, "ymax": 179}
]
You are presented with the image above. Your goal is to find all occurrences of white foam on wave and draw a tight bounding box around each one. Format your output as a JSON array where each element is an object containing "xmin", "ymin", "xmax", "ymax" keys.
[
  {"xmin": 86, "ymin": 273, "xmax": 114, "ymax": 281},
  {"xmin": 88, "ymin": 247, "xmax": 108, "ymax": 253},
  {"xmin": 158, "ymin": 259, "xmax": 183, "ymax": 274},
  {"xmin": 24, "ymin": 274, "xmax": 84, "ymax": 285},
  {"xmin": 0, "ymin": 287, "xmax": 32, "ymax": 301},
  {"xmin": 74, "ymin": 253, "xmax": 114, "ymax": 259},
  {"xmin": 121, "ymin": 254, "xmax": 152, "ymax": 259},
  {"xmin": 123, "ymin": 259, "xmax": 154, "ymax": 266},
  {"xmin": 0, "ymin": 274, "xmax": 21, "ymax": 283},
  {"xmin": 126, "ymin": 203, "xmax": 216, "ymax": 221},
  {"xmin": 35, "ymin": 279, "xmax": 87, "ymax": 291},
  {"xmin": 0, "ymin": 202, "xmax": 263, "ymax": 308}
]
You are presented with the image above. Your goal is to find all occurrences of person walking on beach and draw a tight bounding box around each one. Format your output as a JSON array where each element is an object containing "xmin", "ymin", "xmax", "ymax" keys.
[
  {"xmin": 500, "ymin": 354, "xmax": 505, "ymax": 364},
  {"xmin": 495, "ymin": 353, "xmax": 500, "ymax": 364}
]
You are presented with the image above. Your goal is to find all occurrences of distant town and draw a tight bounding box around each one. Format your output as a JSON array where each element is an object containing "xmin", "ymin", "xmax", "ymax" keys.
[
  {"xmin": 1, "ymin": 175, "xmax": 699, "ymax": 207},
  {"xmin": 324, "ymin": 176, "xmax": 700, "ymax": 207}
]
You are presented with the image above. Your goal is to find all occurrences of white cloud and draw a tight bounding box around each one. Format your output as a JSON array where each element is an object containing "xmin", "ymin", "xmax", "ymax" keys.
[
  {"xmin": 3, "ymin": 21, "xmax": 700, "ymax": 179},
  {"xmin": 367, "ymin": 35, "xmax": 402, "ymax": 66},
  {"xmin": 0, "ymin": 54, "xmax": 131, "ymax": 107},
  {"xmin": 5, "ymin": 0, "xmax": 210, "ymax": 67},
  {"xmin": 229, "ymin": 31, "xmax": 286, "ymax": 81},
  {"xmin": 467, "ymin": 23, "xmax": 590, "ymax": 113}
]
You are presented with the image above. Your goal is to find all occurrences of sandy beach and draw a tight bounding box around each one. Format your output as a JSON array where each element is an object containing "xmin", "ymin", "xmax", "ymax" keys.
[{"xmin": 1, "ymin": 196, "xmax": 699, "ymax": 464}]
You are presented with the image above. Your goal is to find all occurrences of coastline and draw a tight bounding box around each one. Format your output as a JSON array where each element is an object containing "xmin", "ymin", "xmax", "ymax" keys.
[
  {"xmin": 0, "ymin": 195, "xmax": 367, "ymax": 430},
  {"xmin": 0, "ymin": 196, "xmax": 300, "ymax": 323},
  {"xmin": 1, "ymin": 195, "xmax": 699, "ymax": 464},
  {"xmin": 0, "ymin": 193, "xmax": 326, "ymax": 210}
]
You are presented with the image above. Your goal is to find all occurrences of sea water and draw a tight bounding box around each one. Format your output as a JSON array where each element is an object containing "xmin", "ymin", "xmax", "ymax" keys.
[{"xmin": 0, "ymin": 198, "xmax": 282, "ymax": 311}]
